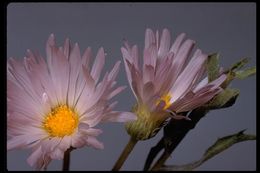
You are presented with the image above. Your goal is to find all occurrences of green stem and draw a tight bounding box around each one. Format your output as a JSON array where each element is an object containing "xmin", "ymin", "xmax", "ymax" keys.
[{"xmin": 112, "ymin": 137, "xmax": 138, "ymax": 171}]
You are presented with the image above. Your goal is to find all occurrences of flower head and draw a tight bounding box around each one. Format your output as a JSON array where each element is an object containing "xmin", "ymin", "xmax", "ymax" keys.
[
  {"xmin": 122, "ymin": 28, "xmax": 226, "ymax": 140},
  {"xmin": 7, "ymin": 34, "xmax": 136, "ymax": 170}
]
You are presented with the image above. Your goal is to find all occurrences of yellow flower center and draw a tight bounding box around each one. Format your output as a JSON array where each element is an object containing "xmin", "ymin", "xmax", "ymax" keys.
[
  {"xmin": 43, "ymin": 105, "xmax": 79, "ymax": 137},
  {"xmin": 156, "ymin": 94, "xmax": 172, "ymax": 110}
]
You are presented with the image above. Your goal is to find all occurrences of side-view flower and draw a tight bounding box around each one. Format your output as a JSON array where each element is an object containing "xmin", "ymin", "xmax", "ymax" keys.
[
  {"xmin": 112, "ymin": 28, "xmax": 227, "ymax": 171},
  {"xmin": 7, "ymin": 34, "xmax": 136, "ymax": 170},
  {"xmin": 122, "ymin": 28, "xmax": 227, "ymax": 140}
]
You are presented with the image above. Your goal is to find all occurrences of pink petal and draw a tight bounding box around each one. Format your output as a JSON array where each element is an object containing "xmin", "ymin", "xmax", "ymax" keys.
[
  {"xmin": 91, "ymin": 47, "xmax": 105, "ymax": 83},
  {"xmin": 81, "ymin": 109, "xmax": 104, "ymax": 127},
  {"xmin": 46, "ymin": 34, "xmax": 56, "ymax": 64},
  {"xmin": 156, "ymin": 30, "xmax": 159, "ymax": 49},
  {"xmin": 67, "ymin": 44, "xmax": 82, "ymax": 106},
  {"xmin": 121, "ymin": 47, "xmax": 133, "ymax": 64},
  {"xmin": 193, "ymin": 77, "xmax": 208, "ymax": 93},
  {"xmin": 7, "ymin": 135, "xmax": 40, "ymax": 150},
  {"xmin": 82, "ymin": 65, "xmax": 95, "ymax": 91},
  {"xmin": 154, "ymin": 52, "xmax": 174, "ymax": 93},
  {"xmin": 170, "ymin": 33, "xmax": 186, "ymax": 54},
  {"xmin": 71, "ymin": 133, "xmax": 87, "ymax": 149},
  {"xmin": 143, "ymin": 65, "xmax": 155, "ymax": 84},
  {"xmin": 46, "ymin": 45, "xmax": 69, "ymax": 102},
  {"xmin": 142, "ymin": 81, "xmax": 155, "ymax": 103},
  {"xmin": 107, "ymin": 101, "xmax": 118, "ymax": 111},
  {"xmin": 193, "ymin": 74, "xmax": 226, "ymax": 93},
  {"xmin": 131, "ymin": 45, "xmax": 139, "ymax": 71},
  {"xmin": 101, "ymin": 111, "xmax": 137, "ymax": 123},
  {"xmin": 80, "ymin": 128, "xmax": 103, "ymax": 137},
  {"xmin": 122, "ymin": 58, "xmax": 132, "ymax": 89},
  {"xmin": 63, "ymin": 38, "xmax": 70, "ymax": 59},
  {"xmin": 158, "ymin": 28, "xmax": 171, "ymax": 58},
  {"xmin": 171, "ymin": 39, "xmax": 195, "ymax": 81},
  {"xmin": 143, "ymin": 44, "xmax": 157, "ymax": 68},
  {"xmin": 131, "ymin": 81, "xmax": 143, "ymax": 102},
  {"xmin": 124, "ymin": 59, "xmax": 143, "ymax": 101},
  {"xmin": 82, "ymin": 47, "xmax": 92, "ymax": 68},
  {"xmin": 107, "ymin": 86, "xmax": 127, "ymax": 100},
  {"xmin": 86, "ymin": 136, "xmax": 104, "ymax": 149},
  {"xmin": 207, "ymin": 74, "xmax": 227, "ymax": 90},
  {"xmin": 41, "ymin": 137, "xmax": 61, "ymax": 153},
  {"xmin": 145, "ymin": 28, "xmax": 156, "ymax": 49},
  {"xmin": 57, "ymin": 136, "xmax": 72, "ymax": 152},
  {"xmin": 108, "ymin": 61, "xmax": 121, "ymax": 81},
  {"xmin": 170, "ymin": 51, "xmax": 207, "ymax": 103},
  {"xmin": 8, "ymin": 58, "xmax": 41, "ymax": 105},
  {"xmin": 27, "ymin": 146, "xmax": 51, "ymax": 170},
  {"xmin": 27, "ymin": 147, "xmax": 42, "ymax": 168},
  {"xmin": 176, "ymin": 88, "xmax": 223, "ymax": 112}
]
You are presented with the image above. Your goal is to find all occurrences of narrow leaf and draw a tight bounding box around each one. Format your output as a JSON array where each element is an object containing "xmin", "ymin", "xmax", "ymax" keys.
[
  {"xmin": 204, "ymin": 88, "xmax": 240, "ymax": 110},
  {"xmin": 235, "ymin": 67, "xmax": 256, "ymax": 79},
  {"xmin": 207, "ymin": 53, "xmax": 220, "ymax": 82},
  {"xmin": 160, "ymin": 130, "xmax": 256, "ymax": 171},
  {"xmin": 229, "ymin": 58, "xmax": 249, "ymax": 72},
  {"xmin": 221, "ymin": 58, "xmax": 251, "ymax": 88}
]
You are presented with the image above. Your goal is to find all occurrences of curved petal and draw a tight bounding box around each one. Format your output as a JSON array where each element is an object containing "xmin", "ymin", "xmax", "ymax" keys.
[
  {"xmin": 170, "ymin": 51, "xmax": 207, "ymax": 103},
  {"xmin": 91, "ymin": 47, "xmax": 105, "ymax": 83},
  {"xmin": 85, "ymin": 136, "xmax": 104, "ymax": 149},
  {"xmin": 145, "ymin": 28, "xmax": 156, "ymax": 49},
  {"xmin": 158, "ymin": 28, "xmax": 171, "ymax": 58},
  {"xmin": 101, "ymin": 111, "xmax": 137, "ymax": 123}
]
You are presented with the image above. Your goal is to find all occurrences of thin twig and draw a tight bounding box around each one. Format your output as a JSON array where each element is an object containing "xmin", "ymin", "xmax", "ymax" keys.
[{"xmin": 112, "ymin": 137, "xmax": 138, "ymax": 171}]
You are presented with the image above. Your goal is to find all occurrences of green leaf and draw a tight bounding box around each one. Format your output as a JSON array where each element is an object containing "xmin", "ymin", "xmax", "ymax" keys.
[
  {"xmin": 229, "ymin": 58, "xmax": 249, "ymax": 72},
  {"xmin": 204, "ymin": 88, "xmax": 240, "ymax": 110},
  {"xmin": 159, "ymin": 130, "xmax": 256, "ymax": 171},
  {"xmin": 207, "ymin": 53, "xmax": 220, "ymax": 82},
  {"xmin": 235, "ymin": 67, "xmax": 256, "ymax": 79},
  {"xmin": 221, "ymin": 58, "xmax": 253, "ymax": 88},
  {"xmin": 220, "ymin": 71, "xmax": 236, "ymax": 88}
]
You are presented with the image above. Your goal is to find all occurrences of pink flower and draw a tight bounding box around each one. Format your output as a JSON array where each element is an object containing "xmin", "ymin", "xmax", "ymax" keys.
[
  {"xmin": 7, "ymin": 34, "xmax": 136, "ymax": 170},
  {"xmin": 122, "ymin": 28, "xmax": 226, "ymax": 140}
]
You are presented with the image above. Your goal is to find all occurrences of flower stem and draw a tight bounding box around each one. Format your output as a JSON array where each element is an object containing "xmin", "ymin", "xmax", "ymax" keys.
[
  {"xmin": 62, "ymin": 148, "xmax": 72, "ymax": 171},
  {"xmin": 150, "ymin": 150, "xmax": 171, "ymax": 171},
  {"xmin": 112, "ymin": 137, "xmax": 138, "ymax": 171}
]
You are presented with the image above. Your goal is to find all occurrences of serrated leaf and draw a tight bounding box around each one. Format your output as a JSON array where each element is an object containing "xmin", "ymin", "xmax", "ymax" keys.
[
  {"xmin": 207, "ymin": 53, "xmax": 220, "ymax": 82},
  {"xmin": 235, "ymin": 67, "xmax": 256, "ymax": 79},
  {"xmin": 204, "ymin": 88, "xmax": 240, "ymax": 110},
  {"xmin": 159, "ymin": 130, "xmax": 256, "ymax": 171}
]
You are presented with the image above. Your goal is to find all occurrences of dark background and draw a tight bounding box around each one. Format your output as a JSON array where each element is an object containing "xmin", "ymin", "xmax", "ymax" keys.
[{"xmin": 7, "ymin": 3, "xmax": 256, "ymax": 170}]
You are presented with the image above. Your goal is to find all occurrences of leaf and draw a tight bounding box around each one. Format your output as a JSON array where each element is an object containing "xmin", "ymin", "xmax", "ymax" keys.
[
  {"xmin": 207, "ymin": 53, "xmax": 220, "ymax": 82},
  {"xmin": 235, "ymin": 67, "xmax": 256, "ymax": 79},
  {"xmin": 145, "ymin": 108, "xmax": 209, "ymax": 171},
  {"xmin": 204, "ymin": 88, "xmax": 240, "ymax": 110},
  {"xmin": 220, "ymin": 70, "xmax": 236, "ymax": 89},
  {"xmin": 221, "ymin": 58, "xmax": 254, "ymax": 88},
  {"xmin": 159, "ymin": 130, "xmax": 256, "ymax": 171},
  {"xmin": 228, "ymin": 57, "xmax": 249, "ymax": 72},
  {"xmin": 143, "ymin": 138, "xmax": 165, "ymax": 171}
]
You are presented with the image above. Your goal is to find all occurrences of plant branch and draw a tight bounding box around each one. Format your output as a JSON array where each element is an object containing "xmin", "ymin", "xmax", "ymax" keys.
[
  {"xmin": 159, "ymin": 130, "xmax": 256, "ymax": 171},
  {"xmin": 62, "ymin": 147, "xmax": 74, "ymax": 171},
  {"xmin": 112, "ymin": 137, "xmax": 138, "ymax": 171}
]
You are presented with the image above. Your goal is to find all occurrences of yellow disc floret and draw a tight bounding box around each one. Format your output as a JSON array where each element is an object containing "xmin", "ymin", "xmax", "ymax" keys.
[
  {"xmin": 43, "ymin": 105, "xmax": 79, "ymax": 137},
  {"xmin": 156, "ymin": 94, "xmax": 172, "ymax": 110}
]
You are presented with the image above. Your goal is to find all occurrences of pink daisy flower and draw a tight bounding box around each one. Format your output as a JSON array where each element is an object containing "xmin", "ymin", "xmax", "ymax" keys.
[
  {"xmin": 7, "ymin": 34, "xmax": 136, "ymax": 170},
  {"xmin": 122, "ymin": 28, "xmax": 226, "ymax": 140}
]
